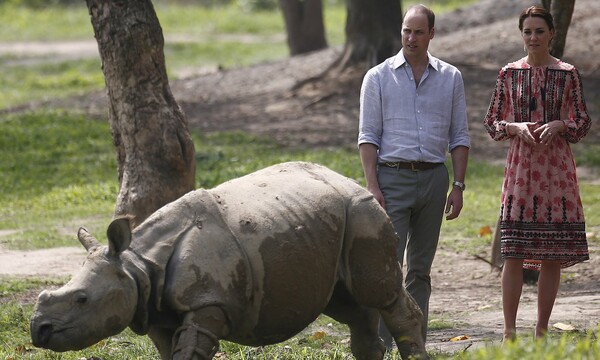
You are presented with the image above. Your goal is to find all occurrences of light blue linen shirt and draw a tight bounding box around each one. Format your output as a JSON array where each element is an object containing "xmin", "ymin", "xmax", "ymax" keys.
[{"xmin": 358, "ymin": 51, "xmax": 470, "ymax": 163}]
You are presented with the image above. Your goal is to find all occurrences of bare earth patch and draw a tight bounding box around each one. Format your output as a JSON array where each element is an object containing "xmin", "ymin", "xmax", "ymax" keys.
[{"xmin": 1, "ymin": 0, "xmax": 599, "ymax": 354}]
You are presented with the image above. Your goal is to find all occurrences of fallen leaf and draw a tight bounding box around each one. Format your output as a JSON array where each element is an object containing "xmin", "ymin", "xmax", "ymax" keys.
[
  {"xmin": 553, "ymin": 322, "xmax": 576, "ymax": 331},
  {"xmin": 310, "ymin": 331, "xmax": 326, "ymax": 340},
  {"xmin": 449, "ymin": 335, "xmax": 470, "ymax": 341},
  {"xmin": 479, "ymin": 225, "xmax": 493, "ymax": 237}
]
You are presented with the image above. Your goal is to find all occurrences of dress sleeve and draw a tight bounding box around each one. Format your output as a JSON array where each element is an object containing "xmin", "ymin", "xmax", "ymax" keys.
[
  {"xmin": 562, "ymin": 68, "xmax": 591, "ymax": 143},
  {"xmin": 484, "ymin": 67, "xmax": 513, "ymax": 141}
]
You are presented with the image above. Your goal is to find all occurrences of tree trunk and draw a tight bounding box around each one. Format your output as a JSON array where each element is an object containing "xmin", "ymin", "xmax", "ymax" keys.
[
  {"xmin": 86, "ymin": 0, "xmax": 196, "ymax": 228},
  {"xmin": 279, "ymin": 0, "xmax": 328, "ymax": 56},
  {"xmin": 541, "ymin": 0, "xmax": 575, "ymax": 59},
  {"xmin": 541, "ymin": 0, "xmax": 551, "ymax": 10},
  {"xmin": 341, "ymin": 0, "xmax": 402, "ymax": 69},
  {"xmin": 549, "ymin": 0, "xmax": 575, "ymax": 59}
]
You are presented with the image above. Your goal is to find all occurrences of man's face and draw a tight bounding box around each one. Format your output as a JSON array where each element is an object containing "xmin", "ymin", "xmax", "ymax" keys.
[{"xmin": 401, "ymin": 11, "xmax": 434, "ymax": 58}]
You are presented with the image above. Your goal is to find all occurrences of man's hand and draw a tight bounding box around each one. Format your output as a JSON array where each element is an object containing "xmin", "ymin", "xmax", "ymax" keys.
[
  {"xmin": 445, "ymin": 188, "xmax": 463, "ymax": 220},
  {"xmin": 367, "ymin": 185, "xmax": 386, "ymax": 209}
]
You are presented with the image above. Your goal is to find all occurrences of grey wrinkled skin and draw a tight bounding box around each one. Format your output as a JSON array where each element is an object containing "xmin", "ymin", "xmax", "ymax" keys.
[{"xmin": 30, "ymin": 161, "xmax": 429, "ymax": 360}]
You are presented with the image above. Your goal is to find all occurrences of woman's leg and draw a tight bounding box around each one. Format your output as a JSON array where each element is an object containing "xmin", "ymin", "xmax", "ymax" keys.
[
  {"xmin": 536, "ymin": 260, "xmax": 561, "ymax": 338},
  {"xmin": 502, "ymin": 258, "xmax": 524, "ymax": 341}
]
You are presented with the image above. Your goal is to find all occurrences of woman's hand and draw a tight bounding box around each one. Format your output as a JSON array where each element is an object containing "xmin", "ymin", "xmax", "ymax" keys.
[
  {"xmin": 507, "ymin": 122, "xmax": 538, "ymax": 145},
  {"xmin": 533, "ymin": 120, "xmax": 566, "ymax": 145}
]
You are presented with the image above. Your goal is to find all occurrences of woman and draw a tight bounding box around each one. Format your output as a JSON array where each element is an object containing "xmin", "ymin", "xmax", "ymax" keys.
[{"xmin": 484, "ymin": 6, "xmax": 591, "ymax": 342}]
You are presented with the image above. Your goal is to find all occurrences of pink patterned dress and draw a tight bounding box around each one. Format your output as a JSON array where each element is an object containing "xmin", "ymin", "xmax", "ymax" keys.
[{"xmin": 484, "ymin": 57, "xmax": 591, "ymax": 269}]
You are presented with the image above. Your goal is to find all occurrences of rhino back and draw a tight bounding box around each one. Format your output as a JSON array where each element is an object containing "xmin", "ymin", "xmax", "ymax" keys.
[{"xmin": 208, "ymin": 162, "xmax": 362, "ymax": 344}]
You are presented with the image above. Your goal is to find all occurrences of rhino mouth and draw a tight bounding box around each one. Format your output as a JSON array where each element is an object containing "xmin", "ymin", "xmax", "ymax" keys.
[{"xmin": 32, "ymin": 322, "xmax": 53, "ymax": 348}]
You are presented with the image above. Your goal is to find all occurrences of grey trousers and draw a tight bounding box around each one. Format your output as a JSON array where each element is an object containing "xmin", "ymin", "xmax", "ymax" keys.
[{"xmin": 377, "ymin": 164, "xmax": 449, "ymax": 345}]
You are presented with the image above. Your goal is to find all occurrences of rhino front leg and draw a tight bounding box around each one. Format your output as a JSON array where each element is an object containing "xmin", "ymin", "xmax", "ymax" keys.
[{"xmin": 171, "ymin": 306, "xmax": 229, "ymax": 360}]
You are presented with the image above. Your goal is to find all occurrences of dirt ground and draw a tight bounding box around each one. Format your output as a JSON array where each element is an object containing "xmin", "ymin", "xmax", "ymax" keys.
[{"xmin": 1, "ymin": 0, "xmax": 600, "ymax": 354}]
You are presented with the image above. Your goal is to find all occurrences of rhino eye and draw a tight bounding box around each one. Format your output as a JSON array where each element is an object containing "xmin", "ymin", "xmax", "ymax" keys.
[{"xmin": 74, "ymin": 292, "xmax": 88, "ymax": 305}]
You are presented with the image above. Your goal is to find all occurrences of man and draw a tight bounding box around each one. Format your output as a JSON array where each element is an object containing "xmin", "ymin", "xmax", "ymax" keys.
[{"xmin": 358, "ymin": 4, "xmax": 470, "ymax": 345}]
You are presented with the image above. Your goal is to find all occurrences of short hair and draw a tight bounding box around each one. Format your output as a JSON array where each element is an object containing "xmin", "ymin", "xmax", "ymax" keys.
[
  {"xmin": 519, "ymin": 5, "xmax": 554, "ymax": 31},
  {"xmin": 404, "ymin": 4, "xmax": 435, "ymax": 30}
]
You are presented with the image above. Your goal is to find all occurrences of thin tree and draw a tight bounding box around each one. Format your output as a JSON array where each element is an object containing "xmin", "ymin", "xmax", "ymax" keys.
[
  {"xmin": 541, "ymin": 0, "xmax": 575, "ymax": 59},
  {"xmin": 279, "ymin": 0, "xmax": 328, "ymax": 55},
  {"xmin": 86, "ymin": 0, "xmax": 196, "ymax": 228}
]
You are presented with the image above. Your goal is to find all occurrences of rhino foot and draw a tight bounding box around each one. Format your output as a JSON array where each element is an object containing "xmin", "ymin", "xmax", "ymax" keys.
[
  {"xmin": 396, "ymin": 339, "xmax": 429, "ymax": 360},
  {"xmin": 171, "ymin": 324, "xmax": 219, "ymax": 360}
]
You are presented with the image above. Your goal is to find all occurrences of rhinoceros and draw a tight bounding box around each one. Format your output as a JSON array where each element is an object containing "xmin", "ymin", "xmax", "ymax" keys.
[{"xmin": 30, "ymin": 161, "xmax": 428, "ymax": 360}]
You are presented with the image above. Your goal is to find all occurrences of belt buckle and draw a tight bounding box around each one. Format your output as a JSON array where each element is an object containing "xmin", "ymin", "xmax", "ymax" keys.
[
  {"xmin": 410, "ymin": 162, "xmax": 420, "ymax": 172},
  {"xmin": 385, "ymin": 162, "xmax": 398, "ymax": 169}
]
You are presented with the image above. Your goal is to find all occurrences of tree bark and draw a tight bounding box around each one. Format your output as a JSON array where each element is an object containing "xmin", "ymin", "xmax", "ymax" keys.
[
  {"xmin": 549, "ymin": 0, "xmax": 575, "ymax": 59},
  {"xmin": 540, "ymin": 0, "xmax": 575, "ymax": 59},
  {"xmin": 86, "ymin": 0, "xmax": 196, "ymax": 228},
  {"xmin": 279, "ymin": 0, "xmax": 328, "ymax": 56},
  {"xmin": 341, "ymin": 0, "xmax": 402, "ymax": 69},
  {"xmin": 541, "ymin": 0, "xmax": 551, "ymax": 11}
]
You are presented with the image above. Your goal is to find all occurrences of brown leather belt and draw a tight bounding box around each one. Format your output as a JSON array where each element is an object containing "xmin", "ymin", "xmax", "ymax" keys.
[{"xmin": 379, "ymin": 162, "xmax": 443, "ymax": 171}]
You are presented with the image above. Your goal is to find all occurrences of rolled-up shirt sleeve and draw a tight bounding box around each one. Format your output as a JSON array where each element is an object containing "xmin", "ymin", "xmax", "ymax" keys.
[
  {"xmin": 358, "ymin": 68, "xmax": 383, "ymax": 149},
  {"xmin": 448, "ymin": 70, "xmax": 471, "ymax": 152}
]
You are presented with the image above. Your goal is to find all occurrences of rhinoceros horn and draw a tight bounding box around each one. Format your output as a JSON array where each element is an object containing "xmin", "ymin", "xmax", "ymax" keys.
[{"xmin": 77, "ymin": 227, "xmax": 100, "ymax": 253}]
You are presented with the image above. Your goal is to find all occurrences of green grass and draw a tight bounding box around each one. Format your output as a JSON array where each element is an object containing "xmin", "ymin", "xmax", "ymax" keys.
[
  {"xmin": 1, "ymin": 301, "xmax": 160, "ymax": 359},
  {"xmin": 2, "ymin": 287, "xmax": 598, "ymax": 360},
  {"xmin": 440, "ymin": 331, "xmax": 600, "ymax": 359},
  {"xmin": 2, "ymin": 110, "xmax": 599, "ymax": 253},
  {"xmin": 0, "ymin": 58, "xmax": 105, "ymax": 110},
  {"xmin": 0, "ymin": 111, "xmax": 367, "ymax": 250}
]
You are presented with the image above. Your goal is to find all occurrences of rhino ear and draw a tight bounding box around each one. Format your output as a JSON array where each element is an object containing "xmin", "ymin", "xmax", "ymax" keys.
[
  {"xmin": 78, "ymin": 227, "xmax": 100, "ymax": 253},
  {"xmin": 106, "ymin": 217, "xmax": 132, "ymax": 256}
]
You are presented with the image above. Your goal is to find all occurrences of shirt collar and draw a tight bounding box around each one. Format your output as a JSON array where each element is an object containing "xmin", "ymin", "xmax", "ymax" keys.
[{"xmin": 392, "ymin": 50, "xmax": 439, "ymax": 71}]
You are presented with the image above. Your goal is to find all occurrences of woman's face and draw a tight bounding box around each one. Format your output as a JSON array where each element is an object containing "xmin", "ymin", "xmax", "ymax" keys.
[{"xmin": 521, "ymin": 16, "xmax": 554, "ymax": 55}]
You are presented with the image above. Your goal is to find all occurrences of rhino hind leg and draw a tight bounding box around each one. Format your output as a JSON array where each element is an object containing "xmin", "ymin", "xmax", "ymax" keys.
[
  {"xmin": 324, "ymin": 283, "xmax": 385, "ymax": 360},
  {"xmin": 343, "ymin": 199, "xmax": 429, "ymax": 359},
  {"xmin": 378, "ymin": 294, "xmax": 430, "ymax": 360}
]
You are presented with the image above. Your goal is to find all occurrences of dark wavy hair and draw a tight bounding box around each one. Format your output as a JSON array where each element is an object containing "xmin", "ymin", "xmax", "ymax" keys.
[{"xmin": 519, "ymin": 5, "xmax": 554, "ymax": 31}]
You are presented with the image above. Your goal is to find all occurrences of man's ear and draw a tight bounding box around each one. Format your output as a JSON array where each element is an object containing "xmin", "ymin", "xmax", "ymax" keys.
[{"xmin": 430, "ymin": 27, "xmax": 435, "ymax": 39}]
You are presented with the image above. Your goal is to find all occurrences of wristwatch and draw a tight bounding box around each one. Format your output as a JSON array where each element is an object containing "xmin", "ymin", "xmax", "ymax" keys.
[{"xmin": 452, "ymin": 181, "xmax": 466, "ymax": 191}]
